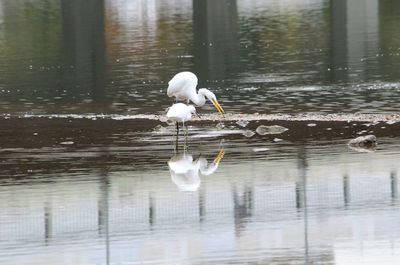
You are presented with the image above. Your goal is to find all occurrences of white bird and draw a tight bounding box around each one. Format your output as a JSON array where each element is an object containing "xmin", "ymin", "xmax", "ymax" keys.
[
  {"xmin": 167, "ymin": 71, "xmax": 225, "ymax": 114},
  {"xmin": 167, "ymin": 103, "xmax": 197, "ymax": 135},
  {"xmin": 167, "ymin": 149, "xmax": 225, "ymax": 192}
]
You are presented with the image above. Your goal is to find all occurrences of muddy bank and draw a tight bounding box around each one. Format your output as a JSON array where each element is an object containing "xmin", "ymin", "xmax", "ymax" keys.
[
  {"xmin": 0, "ymin": 113, "xmax": 399, "ymax": 149},
  {"xmin": 0, "ymin": 114, "xmax": 399, "ymax": 179},
  {"xmin": 12, "ymin": 112, "xmax": 400, "ymax": 122}
]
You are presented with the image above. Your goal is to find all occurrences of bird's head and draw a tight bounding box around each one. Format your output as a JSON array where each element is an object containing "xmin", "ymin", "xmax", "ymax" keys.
[
  {"xmin": 188, "ymin": 105, "xmax": 200, "ymax": 118},
  {"xmin": 188, "ymin": 105, "xmax": 196, "ymax": 113},
  {"xmin": 198, "ymin": 88, "xmax": 225, "ymax": 114}
]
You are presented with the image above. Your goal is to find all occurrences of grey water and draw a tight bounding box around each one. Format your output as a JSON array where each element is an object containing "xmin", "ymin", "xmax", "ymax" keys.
[
  {"xmin": 1, "ymin": 130, "xmax": 400, "ymax": 265},
  {"xmin": 1, "ymin": 0, "xmax": 400, "ymax": 264},
  {"xmin": 0, "ymin": 0, "xmax": 400, "ymax": 115}
]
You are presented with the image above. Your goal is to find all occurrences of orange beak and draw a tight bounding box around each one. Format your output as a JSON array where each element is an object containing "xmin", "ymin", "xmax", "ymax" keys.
[
  {"xmin": 212, "ymin": 98, "xmax": 225, "ymax": 114},
  {"xmin": 214, "ymin": 148, "xmax": 225, "ymax": 163}
]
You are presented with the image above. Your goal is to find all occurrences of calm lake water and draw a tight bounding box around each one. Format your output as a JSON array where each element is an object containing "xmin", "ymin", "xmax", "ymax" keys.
[
  {"xmin": 0, "ymin": 123, "xmax": 400, "ymax": 265},
  {"xmin": 0, "ymin": 0, "xmax": 400, "ymax": 115},
  {"xmin": 1, "ymin": 0, "xmax": 400, "ymax": 264}
]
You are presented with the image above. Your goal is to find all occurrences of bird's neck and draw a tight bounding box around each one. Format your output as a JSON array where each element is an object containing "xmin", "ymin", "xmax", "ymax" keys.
[{"xmin": 190, "ymin": 92, "xmax": 206, "ymax": 106}]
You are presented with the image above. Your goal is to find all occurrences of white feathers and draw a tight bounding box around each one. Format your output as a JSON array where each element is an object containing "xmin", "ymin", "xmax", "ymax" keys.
[
  {"xmin": 168, "ymin": 153, "xmax": 201, "ymax": 192},
  {"xmin": 168, "ymin": 153, "xmax": 222, "ymax": 192},
  {"xmin": 166, "ymin": 103, "xmax": 196, "ymax": 123},
  {"xmin": 167, "ymin": 71, "xmax": 198, "ymax": 101},
  {"xmin": 166, "ymin": 71, "xmax": 224, "ymax": 113}
]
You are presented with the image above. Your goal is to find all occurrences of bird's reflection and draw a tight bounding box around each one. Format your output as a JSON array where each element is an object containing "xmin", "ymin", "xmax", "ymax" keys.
[
  {"xmin": 348, "ymin": 145, "xmax": 376, "ymax": 153},
  {"xmin": 168, "ymin": 148, "xmax": 225, "ymax": 192}
]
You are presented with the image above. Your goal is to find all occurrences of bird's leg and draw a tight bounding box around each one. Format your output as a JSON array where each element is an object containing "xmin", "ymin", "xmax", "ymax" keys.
[
  {"xmin": 176, "ymin": 121, "xmax": 180, "ymax": 136},
  {"xmin": 173, "ymin": 122, "xmax": 179, "ymax": 153},
  {"xmin": 174, "ymin": 136, "xmax": 179, "ymax": 153},
  {"xmin": 183, "ymin": 134, "xmax": 188, "ymax": 152},
  {"xmin": 182, "ymin": 121, "xmax": 188, "ymax": 148},
  {"xmin": 185, "ymin": 122, "xmax": 188, "ymax": 137}
]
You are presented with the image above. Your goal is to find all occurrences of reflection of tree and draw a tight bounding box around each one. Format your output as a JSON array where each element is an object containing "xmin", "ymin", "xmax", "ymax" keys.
[
  {"xmin": 379, "ymin": 0, "xmax": 400, "ymax": 79},
  {"xmin": 390, "ymin": 171, "xmax": 398, "ymax": 201},
  {"xmin": 295, "ymin": 145, "xmax": 307, "ymax": 210},
  {"xmin": 296, "ymin": 144, "xmax": 309, "ymax": 263},
  {"xmin": 237, "ymin": 4, "xmax": 330, "ymax": 79},
  {"xmin": 330, "ymin": 0, "xmax": 381, "ymax": 83},
  {"xmin": 149, "ymin": 192, "xmax": 156, "ymax": 227},
  {"xmin": 232, "ymin": 183, "xmax": 253, "ymax": 236},
  {"xmin": 193, "ymin": 0, "xmax": 239, "ymax": 81},
  {"xmin": 44, "ymin": 200, "xmax": 52, "ymax": 244},
  {"xmin": 97, "ymin": 150, "xmax": 110, "ymax": 265},
  {"xmin": 329, "ymin": 0, "xmax": 348, "ymax": 82},
  {"xmin": 61, "ymin": 0, "xmax": 107, "ymax": 102},
  {"xmin": 0, "ymin": 0, "xmax": 108, "ymax": 108},
  {"xmin": 0, "ymin": 1, "xmax": 61, "ymax": 98},
  {"xmin": 343, "ymin": 174, "xmax": 351, "ymax": 206}
]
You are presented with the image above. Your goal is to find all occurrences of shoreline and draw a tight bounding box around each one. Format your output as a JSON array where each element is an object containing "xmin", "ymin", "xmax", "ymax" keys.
[
  {"xmin": 3, "ymin": 112, "xmax": 400, "ymax": 123},
  {"xmin": 0, "ymin": 113, "xmax": 399, "ymax": 149}
]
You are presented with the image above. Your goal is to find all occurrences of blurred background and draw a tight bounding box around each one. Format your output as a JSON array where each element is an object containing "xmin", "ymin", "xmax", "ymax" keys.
[{"xmin": 0, "ymin": 0, "xmax": 399, "ymax": 115}]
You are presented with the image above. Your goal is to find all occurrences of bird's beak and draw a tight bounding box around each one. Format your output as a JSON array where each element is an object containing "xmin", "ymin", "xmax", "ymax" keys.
[
  {"xmin": 214, "ymin": 148, "xmax": 225, "ymax": 163},
  {"xmin": 212, "ymin": 98, "xmax": 225, "ymax": 114}
]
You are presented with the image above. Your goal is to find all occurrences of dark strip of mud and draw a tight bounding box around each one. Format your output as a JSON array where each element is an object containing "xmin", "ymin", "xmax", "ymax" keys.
[
  {"xmin": 0, "ymin": 114, "xmax": 399, "ymax": 149},
  {"xmin": 0, "ymin": 115, "xmax": 399, "ymax": 180}
]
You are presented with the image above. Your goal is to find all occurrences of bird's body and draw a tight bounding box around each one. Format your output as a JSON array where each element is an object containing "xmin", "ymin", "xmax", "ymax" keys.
[
  {"xmin": 167, "ymin": 72, "xmax": 199, "ymax": 102},
  {"xmin": 167, "ymin": 103, "xmax": 197, "ymax": 137},
  {"xmin": 166, "ymin": 103, "xmax": 196, "ymax": 124},
  {"xmin": 167, "ymin": 71, "xmax": 224, "ymax": 114}
]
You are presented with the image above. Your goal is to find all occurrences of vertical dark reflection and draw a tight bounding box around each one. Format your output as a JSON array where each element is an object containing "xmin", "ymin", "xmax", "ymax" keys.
[
  {"xmin": 60, "ymin": 0, "xmax": 107, "ymax": 101},
  {"xmin": 0, "ymin": 1, "xmax": 61, "ymax": 98},
  {"xmin": 232, "ymin": 184, "xmax": 253, "ymax": 236},
  {"xmin": 295, "ymin": 182, "xmax": 304, "ymax": 209},
  {"xmin": 343, "ymin": 174, "xmax": 351, "ymax": 206},
  {"xmin": 149, "ymin": 192, "xmax": 155, "ymax": 227},
  {"xmin": 296, "ymin": 144, "xmax": 309, "ymax": 263},
  {"xmin": 379, "ymin": 0, "xmax": 400, "ymax": 79},
  {"xmin": 97, "ymin": 151, "xmax": 110, "ymax": 265},
  {"xmin": 193, "ymin": 0, "xmax": 238, "ymax": 82},
  {"xmin": 330, "ymin": 0, "xmax": 379, "ymax": 83},
  {"xmin": 44, "ymin": 200, "xmax": 53, "ymax": 244},
  {"xmin": 295, "ymin": 146, "xmax": 308, "ymax": 210},
  {"xmin": 329, "ymin": 0, "xmax": 348, "ymax": 82},
  {"xmin": 199, "ymin": 186, "xmax": 206, "ymax": 222},
  {"xmin": 390, "ymin": 171, "xmax": 398, "ymax": 201}
]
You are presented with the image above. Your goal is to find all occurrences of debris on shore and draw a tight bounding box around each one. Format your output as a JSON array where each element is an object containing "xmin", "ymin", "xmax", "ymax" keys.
[
  {"xmin": 243, "ymin": 130, "xmax": 255, "ymax": 138},
  {"xmin": 256, "ymin": 125, "xmax": 288, "ymax": 135},
  {"xmin": 348, "ymin": 135, "xmax": 377, "ymax": 147}
]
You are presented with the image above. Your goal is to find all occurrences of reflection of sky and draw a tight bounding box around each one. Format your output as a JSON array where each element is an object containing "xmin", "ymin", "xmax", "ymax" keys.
[{"xmin": 1, "ymin": 139, "xmax": 400, "ymax": 264}]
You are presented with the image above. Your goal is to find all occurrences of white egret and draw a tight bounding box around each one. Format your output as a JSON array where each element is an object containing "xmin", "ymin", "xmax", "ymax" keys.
[
  {"xmin": 167, "ymin": 103, "xmax": 197, "ymax": 135},
  {"xmin": 167, "ymin": 71, "xmax": 225, "ymax": 114},
  {"xmin": 167, "ymin": 148, "xmax": 225, "ymax": 192}
]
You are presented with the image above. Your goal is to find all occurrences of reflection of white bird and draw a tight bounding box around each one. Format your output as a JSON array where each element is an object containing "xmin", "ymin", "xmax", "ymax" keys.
[
  {"xmin": 167, "ymin": 103, "xmax": 197, "ymax": 134},
  {"xmin": 167, "ymin": 71, "xmax": 225, "ymax": 114},
  {"xmin": 168, "ymin": 149, "xmax": 225, "ymax": 192}
]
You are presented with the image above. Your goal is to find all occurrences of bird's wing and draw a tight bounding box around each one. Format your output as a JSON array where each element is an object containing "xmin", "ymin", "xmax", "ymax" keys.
[
  {"xmin": 200, "ymin": 162, "xmax": 219, "ymax": 176},
  {"xmin": 167, "ymin": 75, "xmax": 186, "ymax": 97},
  {"xmin": 167, "ymin": 72, "xmax": 198, "ymax": 99}
]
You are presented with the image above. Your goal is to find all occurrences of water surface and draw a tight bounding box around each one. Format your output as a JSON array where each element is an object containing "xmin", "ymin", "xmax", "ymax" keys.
[
  {"xmin": 0, "ymin": 0, "xmax": 400, "ymax": 114},
  {"xmin": 0, "ymin": 119, "xmax": 400, "ymax": 264},
  {"xmin": 1, "ymin": 0, "xmax": 400, "ymax": 264}
]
